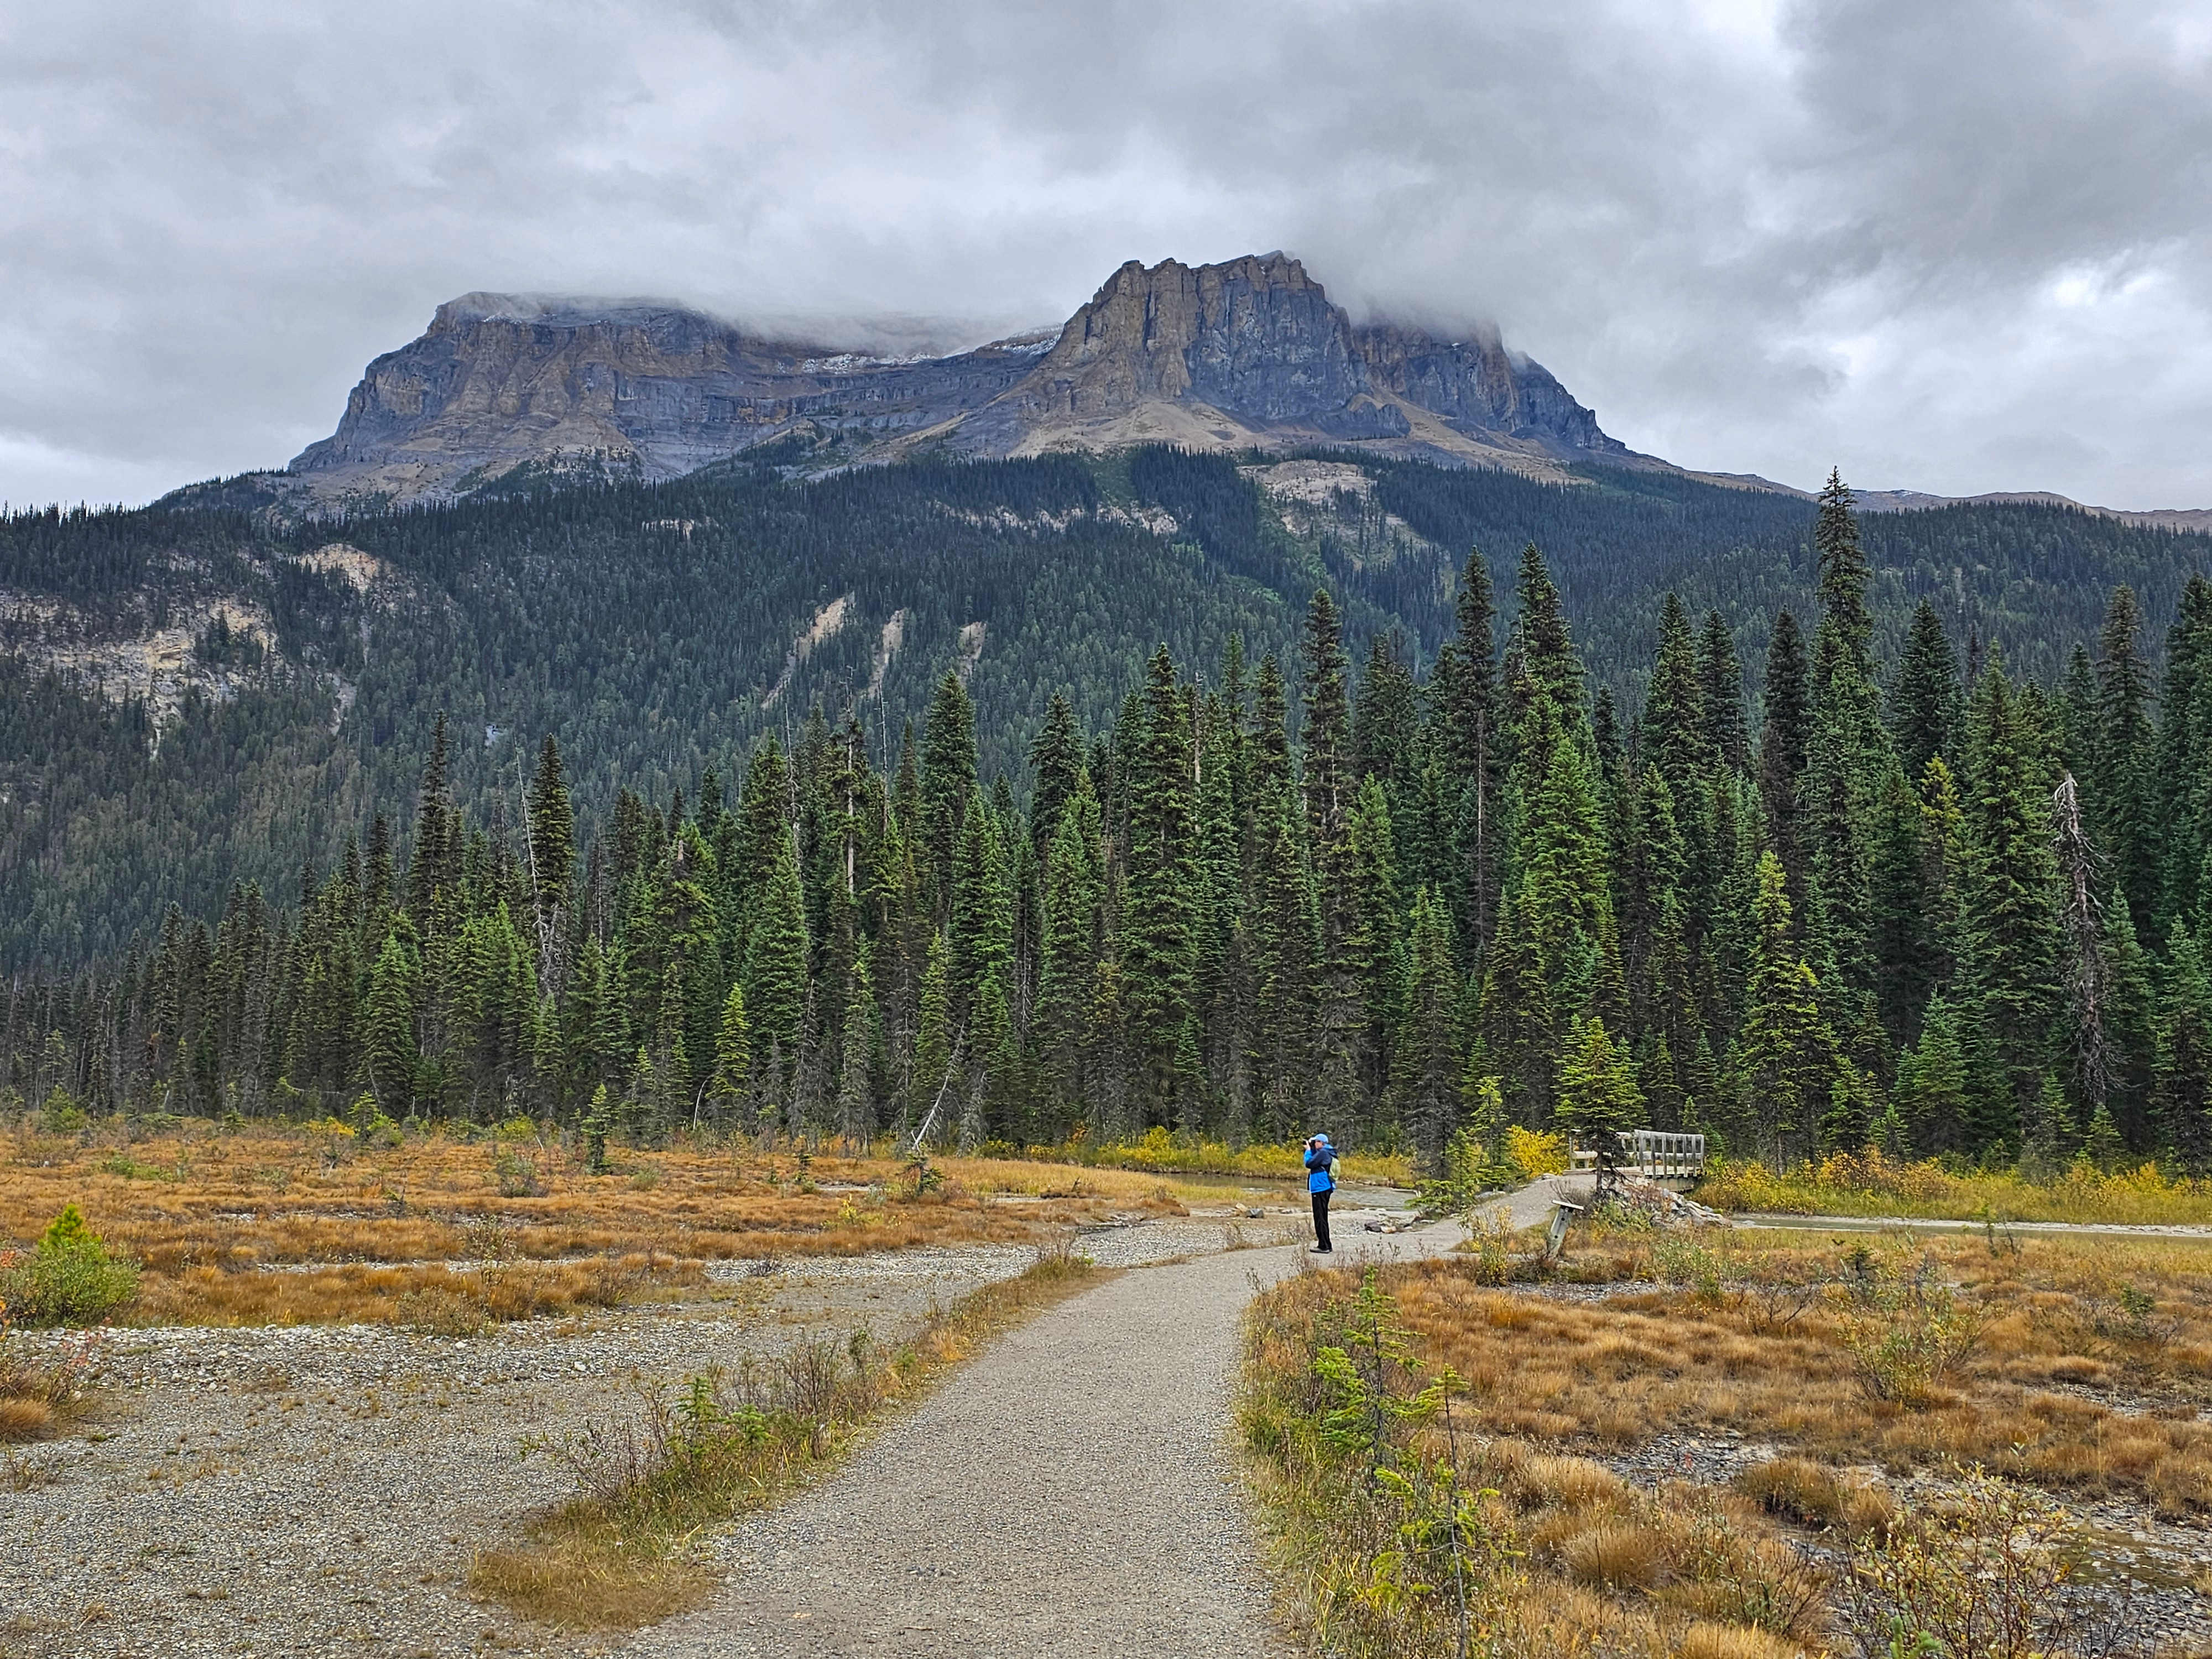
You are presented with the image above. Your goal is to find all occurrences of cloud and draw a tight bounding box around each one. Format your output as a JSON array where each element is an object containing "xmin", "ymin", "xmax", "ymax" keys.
[{"xmin": 1, "ymin": 0, "xmax": 2207, "ymax": 507}]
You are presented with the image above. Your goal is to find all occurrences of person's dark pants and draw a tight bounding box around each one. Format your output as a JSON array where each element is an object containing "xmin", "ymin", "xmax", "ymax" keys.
[{"xmin": 1311, "ymin": 1188, "xmax": 1333, "ymax": 1251}]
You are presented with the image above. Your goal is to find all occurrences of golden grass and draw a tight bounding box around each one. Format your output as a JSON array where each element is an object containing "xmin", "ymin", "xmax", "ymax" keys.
[
  {"xmin": 0, "ymin": 1118, "xmax": 1187, "ymax": 1326},
  {"xmin": 469, "ymin": 1249, "xmax": 1110, "ymax": 1631},
  {"xmin": 1242, "ymin": 1276, "xmax": 1835, "ymax": 1659},
  {"xmin": 1391, "ymin": 1229, "xmax": 2212, "ymax": 1514},
  {"xmin": 1698, "ymin": 1147, "xmax": 2212, "ymax": 1225},
  {"xmin": 1244, "ymin": 1234, "xmax": 2212, "ymax": 1656}
]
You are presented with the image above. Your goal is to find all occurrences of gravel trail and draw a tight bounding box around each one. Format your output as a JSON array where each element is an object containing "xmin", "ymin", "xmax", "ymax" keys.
[{"xmin": 639, "ymin": 1217, "xmax": 1463, "ymax": 1659}]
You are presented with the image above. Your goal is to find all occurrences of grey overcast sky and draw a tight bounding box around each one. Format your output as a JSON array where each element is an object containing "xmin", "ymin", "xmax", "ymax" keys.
[{"xmin": 4, "ymin": 0, "xmax": 2210, "ymax": 509}]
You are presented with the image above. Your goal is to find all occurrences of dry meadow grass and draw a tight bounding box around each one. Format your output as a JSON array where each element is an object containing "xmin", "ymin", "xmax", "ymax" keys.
[
  {"xmin": 0, "ymin": 1117, "xmax": 1198, "ymax": 1327},
  {"xmin": 1400, "ymin": 1225, "xmax": 2212, "ymax": 1514},
  {"xmin": 1243, "ymin": 1225, "xmax": 2212, "ymax": 1657}
]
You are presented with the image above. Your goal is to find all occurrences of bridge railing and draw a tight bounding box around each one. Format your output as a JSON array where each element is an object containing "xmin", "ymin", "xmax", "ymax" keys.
[{"xmin": 1568, "ymin": 1130, "xmax": 1708, "ymax": 1179}]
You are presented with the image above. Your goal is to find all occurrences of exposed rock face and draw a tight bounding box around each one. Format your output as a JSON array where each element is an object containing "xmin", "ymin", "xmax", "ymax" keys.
[
  {"xmin": 290, "ymin": 293, "xmax": 1052, "ymax": 499},
  {"xmin": 1352, "ymin": 320, "xmax": 1611, "ymax": 452},
  {"xmin": 286, "ymin": 255, "xmax": 1625, "ymax": 502}
]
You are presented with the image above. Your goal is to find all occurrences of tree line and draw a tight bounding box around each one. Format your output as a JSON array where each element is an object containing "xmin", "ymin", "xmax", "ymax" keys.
[{"xmin": 9, "ymin": 474, "xmax": 2212, "ymax": 1173}]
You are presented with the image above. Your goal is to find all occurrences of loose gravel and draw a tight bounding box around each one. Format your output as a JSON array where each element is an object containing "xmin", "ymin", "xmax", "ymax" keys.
[
  {"xmin": 0, "ymin": 1246, "xmax": 1051, "ymax": 1658},
  {"xmin": 634, "ymin": 1220, "xmax": 1462, "ymax": 1659}
]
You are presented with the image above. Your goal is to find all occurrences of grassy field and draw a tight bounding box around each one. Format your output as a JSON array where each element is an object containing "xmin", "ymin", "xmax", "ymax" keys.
[
  {"xmin": 0, "ymin": 1115, "xmax": 1226, "ymax": 1328},
  {"xmin": 1696, "ymin": 1148, "xmax": 2212, "ymax": 1226},
  {"xmin": 1241, "ymin": 1222, "xmax": 2212, "ymax": 1657}
]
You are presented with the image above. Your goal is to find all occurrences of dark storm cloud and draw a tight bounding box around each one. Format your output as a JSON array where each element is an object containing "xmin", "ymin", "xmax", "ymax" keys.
[{"xmin": 2, "ymin": 0, "xmax": 2208, "ymax": 507}]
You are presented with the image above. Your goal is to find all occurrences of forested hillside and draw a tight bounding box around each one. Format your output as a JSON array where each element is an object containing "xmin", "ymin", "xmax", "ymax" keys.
[
  {"xmin": 8, "ymin": 477, "xmax": 2212, "ymax": 1178},
  {"xmin": 5, "ymin": 449, "xmax": 2211, "ymax": 972}
]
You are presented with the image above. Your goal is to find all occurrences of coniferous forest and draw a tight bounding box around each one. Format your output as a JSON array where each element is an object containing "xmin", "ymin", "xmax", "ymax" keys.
[{"xmin": 9, "ymin": 469, "xmax": 2212, "ymax": 1174}]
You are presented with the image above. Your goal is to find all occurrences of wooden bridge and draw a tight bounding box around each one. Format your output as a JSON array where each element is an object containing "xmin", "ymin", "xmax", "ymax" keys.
[{"xmin": 1569, "ymin": 1130, "xmax": 1708, "ymax": 1186}]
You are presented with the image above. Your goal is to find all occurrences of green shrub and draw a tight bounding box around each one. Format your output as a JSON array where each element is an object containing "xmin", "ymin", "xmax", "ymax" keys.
[{"xmin": 2, "ymin": 1205, "xmax": 139, "ymax": 1327}]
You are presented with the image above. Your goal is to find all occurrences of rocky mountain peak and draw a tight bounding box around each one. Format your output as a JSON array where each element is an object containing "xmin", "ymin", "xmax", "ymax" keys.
[{"xmin": 282, "ymin": 254, "xmax": 1626, "ymax": 504}]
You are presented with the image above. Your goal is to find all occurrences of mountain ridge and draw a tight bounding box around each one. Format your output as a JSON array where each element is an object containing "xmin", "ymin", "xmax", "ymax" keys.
[{"xmin": 273, "ymin": 252, "xmax": 1634, "ymax": 506}]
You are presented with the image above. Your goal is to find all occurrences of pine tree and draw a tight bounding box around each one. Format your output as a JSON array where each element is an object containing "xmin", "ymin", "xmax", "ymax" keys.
[
  {"xmin": 1892, "ymin": 994, "xmax": 1970, "ymax": 1156},
  {"xmin": 406, "ymin": 713, "xmax": 453, "ymax": 925},
  {"xmin": 1246, "ymin": 786, "xmax": 1316, "ymax": 1141},
  {"xmin": 1959, "ymin": 658, "xmax": 2064, "ymax": 1150},
  {"xmin": 1123, "ymin": 646, "xmax": 1198, "ymax": 1122},
  {"xmin": 1438, "ymin": 550, "xmax": 1504, "ymax": 958},
  {"xmin": 1554, "ymin": 1015, "xmax": 1646, "ymax": 1176},
  {"xmin": 2154, "ymin": 576, "xmax": 2212, "ymax": 927},
  {"xmin": 1037, "ymin": 771, "xmax": 1103, "ymax": 1125},
  {"xmin": 1390, "ymin": 887, "xmax": 1463, "ymax": 1161},
  {"xmin": 524, "ymin": 734, "xmax": 575, "ymax": 982},
  {"xmin": 2155, "ymin": 926, "xmax": 2212, "ymax": 1172},
  {"xmin": 1645, "ymin": 593, "xmax": 1715, "ymax": 795},
  {"xmin": 1891, "ymin": 598, "xmax": 1961, "ymax": 778},
  {"xmin": 1028, "ymin": 692, "xmax": 1084, "ymax": 861},
  {"xmin": 911, "ymin": 929, "xmax": 954, "ymax": 1142},
  {"xmin": 948, "ymin": 802, "xmax": 1012, "ymax": 1033},
  {"xmin": 1759, "ymin": 611, "xmax": 1814, "ymax": 916},
  {"xmin": 1813, "ymin": 468, "xmax": 1874, "ymax": 676},
  {"xmin": 1514, "ymin": 543, "xmax": 1580, "ymax": 719},
  {"xmin": 1868, "ymin": 760, "xmax": 1936, "ymax": 1044},
  {"xmin": 707, "ymin": 981, "xmax": 750, "ymax": 1123},
  {"xmin": 920, "ymin": 670, "xmax": 978, "ymax": 915},
  {"xmin": 1696, "ymin": 609, "xmax": 1750, "ymax": 773},
  {"xmin": 742, "ymin": 828, "xmax": 809, "ymax": 1098},
  {"xmin": 361, "ymin": 930, "xmax": 420, "ymax": 1115},
  {"xmin": 1731, "ymin": 852, "xmax": 1841, "ymax": 1163},
  {"xmin": 834, "ymin": 945, "xmax": 879, "ymax": 1148},
  {"xmin": 2093, "ymin": 586, "xmax": 2158, "ymax": 928}
]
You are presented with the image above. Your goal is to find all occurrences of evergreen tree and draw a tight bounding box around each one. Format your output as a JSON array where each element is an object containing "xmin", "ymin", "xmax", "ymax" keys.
[
  {"xmin": 1959, "ymin": 658, "xmax": 2065, "ymax": 1149},
  {"xmin": 2093, "ymin": 586, "xmax": 2158, "ymax": 928},
  {"xmin": 1891, "ymin": 598, "xmax": 1961, "ymax": 778},
  {"xmin": 743, "ymin": 828, "xmax": 810, "ymax": 1098},
  {"xmin": 1759, "ymin": 611, "xmax": 1814, "ymax": 915},
  {"xmin": 361, "ymin": 930, "xmax": 420, "ymax": 1115},
  {"xmin": 1390, "ymin": 887, "xmax": 1462, "ymax": 1161},
  {"xmin": 707, "ymin": 982, "xmax": 750, "ymax": 1123},
  {"xmin": 1644, "ymin": 593, "xmax": 1715, "ymax": 795},
  {"xmin": 1438, "ymin": 550, "xmax": 1504, "ymax": 959},
  {"xmin": 1122, "ymin": 646, "xmax": 1197, "ymax": 1121},
  {"xmin": 1027, "ymin": 692, "xmax": 1084, "ymax": 860},
  {"xmin": 911, "ymin": 929, "xmax": 954, "ymax": 1142},
  {"xmin": 920, "ymin": 670, "xmax": 978, "ymax": 914},
  {"xmin": 2155, "ymin": 926, "xmax": 2212, "ymax": 1172},
  {"xmin": 1730, "ymin": 852, "xmax": 1841, "ymax": 1162},
  {"xmin": 2154, "ymin": 576, "xmax": 2212, "ymax": 927},
  {"xmin": 1554, "ymin": 1015, "xmax": 1646, "ymax": 1176},
  {"xmin": 525, "ymin": 734, "xmax": 575, "ymax": 975},
  {"xmin": 1696, "ymin": 609, "xmax": 1749, "ymax": 773},
  {"xmin": 1036, "ymin": 771, "xmax": 1104, "ymax": 1133}
]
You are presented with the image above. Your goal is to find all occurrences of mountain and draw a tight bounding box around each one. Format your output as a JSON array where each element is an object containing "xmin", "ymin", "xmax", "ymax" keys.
[
  {"xmin": 13, "ymin": 443, "xmax": 2212, "ymax": 969},
  {"xmin": 264, "ymin": 254, "xmax": 1627, "ymax": 507}
]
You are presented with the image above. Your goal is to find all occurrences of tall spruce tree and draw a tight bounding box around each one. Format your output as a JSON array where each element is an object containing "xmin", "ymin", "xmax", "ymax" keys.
[
  {"xmin": 2093, "ymin": 586, "xmax": 2158, "ymax": 928},
  {"xmin": 1891, "ymin": 598, "xmax": 1961, "ymax": 779},
  {"xmin": 1121, "ymin": 646, "xmax": 1197, "ymax": 1121}
]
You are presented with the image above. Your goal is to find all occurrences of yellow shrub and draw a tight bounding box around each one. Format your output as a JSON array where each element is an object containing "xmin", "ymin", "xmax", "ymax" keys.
[{"xmin": 1506, "ymin": 1126, "xmax": 1568, "ymax": 1180}]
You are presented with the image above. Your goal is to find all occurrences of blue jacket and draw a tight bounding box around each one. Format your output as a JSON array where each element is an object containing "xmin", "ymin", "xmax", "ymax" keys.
[{"xmin": 1305, "ymin": 1145, "xmax": 1337, "ymax": 1193}]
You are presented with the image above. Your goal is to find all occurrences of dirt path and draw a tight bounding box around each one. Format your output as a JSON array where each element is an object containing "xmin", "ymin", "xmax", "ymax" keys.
[{"xmin": 635, "ymin": 1216, "xmax": 1464, "ymax": 1659}]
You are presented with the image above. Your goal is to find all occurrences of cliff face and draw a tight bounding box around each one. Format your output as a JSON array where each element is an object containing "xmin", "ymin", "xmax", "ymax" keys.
[
  {"xmin": 286, "ymin": 257, "xmax": 1624, "ymax": 502},
  {"xmin": 289, "ymin": 293, "xmax": 1051, "ymax": 499}
]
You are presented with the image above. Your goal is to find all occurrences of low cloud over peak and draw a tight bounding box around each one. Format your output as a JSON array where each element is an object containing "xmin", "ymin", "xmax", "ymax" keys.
[{"xmin": 3, "ymin": 0, "xmax": 2208, "ymax": 509}]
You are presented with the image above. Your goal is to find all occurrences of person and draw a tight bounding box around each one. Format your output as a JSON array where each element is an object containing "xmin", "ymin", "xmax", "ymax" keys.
[{"xmin": 1304, "ymin": 1134, "xmax": 1337, "ymax": 1253}]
